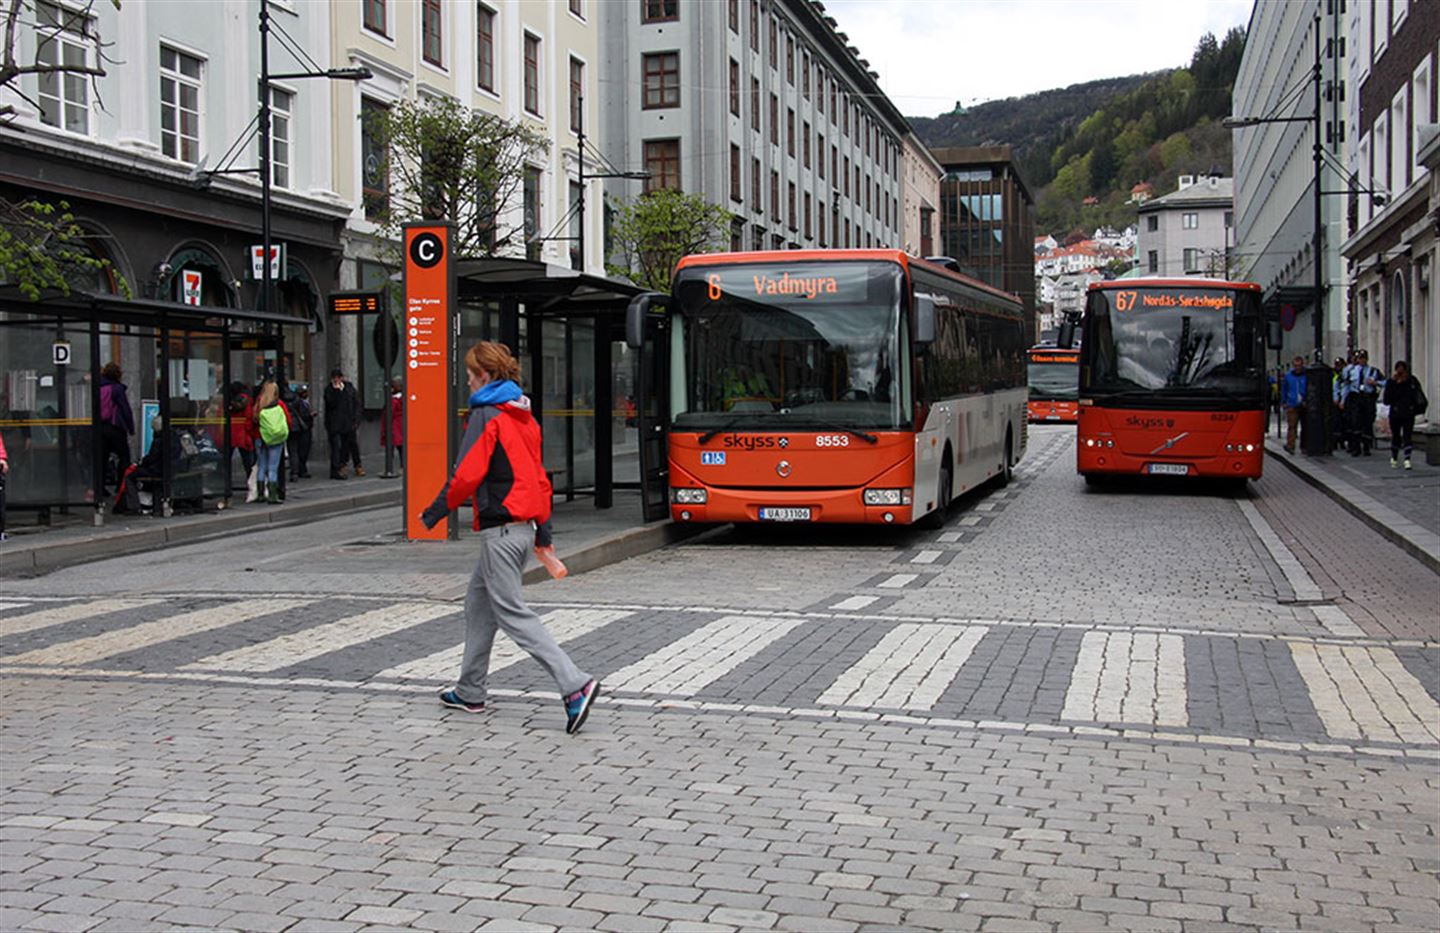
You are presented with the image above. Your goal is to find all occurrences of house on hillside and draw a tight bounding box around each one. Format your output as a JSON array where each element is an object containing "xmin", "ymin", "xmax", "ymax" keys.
[
  {"xmin": 1128, "ymin": 182, "xmax": 1154, "ymax": 204},
  {"xmin": 1034, "ymin": 234, "xmax": 1058, "ymax": 255}
]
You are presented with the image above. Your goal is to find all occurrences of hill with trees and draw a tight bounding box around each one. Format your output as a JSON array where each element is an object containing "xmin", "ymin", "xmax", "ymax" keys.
[{"xmin": 912, "ymin": 28, "xmax": 1247, "ymax": 237}]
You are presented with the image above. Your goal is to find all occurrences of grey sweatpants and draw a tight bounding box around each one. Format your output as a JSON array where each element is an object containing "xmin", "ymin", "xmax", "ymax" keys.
[{"xmin": 454, "ymin": 522, "xmax": 590, "ymax": 704}]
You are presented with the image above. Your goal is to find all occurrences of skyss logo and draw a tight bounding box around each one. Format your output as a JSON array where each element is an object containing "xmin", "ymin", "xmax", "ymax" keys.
[{"xmin": 722, "ymin": 435, "xmax": 778, "ymax": 450}]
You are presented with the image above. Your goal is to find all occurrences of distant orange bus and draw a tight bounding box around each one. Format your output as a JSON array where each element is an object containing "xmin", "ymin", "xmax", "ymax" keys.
[
  {"xmin": 624, "ymin": 250, "xmax": 1028, "ymax": 525},
  {"xmin": 1027, "ymin": 345, "xmax": 1079, "ymax": 423},
  {"xmin": 1074, "ymin": 278, "xmax": 1266, "ymax": 485}
]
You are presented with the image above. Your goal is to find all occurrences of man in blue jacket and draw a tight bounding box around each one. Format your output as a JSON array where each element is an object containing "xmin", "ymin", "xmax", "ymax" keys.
[{"xmin": 1281, "ymin": 355, "xmax": 1308, "ymax": 454}]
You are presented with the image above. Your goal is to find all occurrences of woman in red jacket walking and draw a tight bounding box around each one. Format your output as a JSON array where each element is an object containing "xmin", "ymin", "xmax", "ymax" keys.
[{"xmin": 421, "ymin": 341, "xmax": 599, "ymax": 735}]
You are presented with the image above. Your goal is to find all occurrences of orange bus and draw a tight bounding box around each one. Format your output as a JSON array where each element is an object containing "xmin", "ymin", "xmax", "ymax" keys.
[
  {"xmin": 624, "ymin": 250, "xmax": 1028, "ymax": 526},
  {"xmin": 1072, "ymin": 278, "xmax": 1266, "ymax": 485},
  {"xmin": 1027, "ymin": 345, "xmax": 1079, "ymax": 423}
]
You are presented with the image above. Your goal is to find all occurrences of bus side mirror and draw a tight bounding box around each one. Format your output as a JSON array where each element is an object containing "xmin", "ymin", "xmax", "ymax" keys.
[
  {"xmin": 1057, "ymin": 318, "xmax": 1076, "ymax": 349},
  {"xmin": 1266, "ymin": 318, "xmax": 1283, "ymax": 350},
  {"xmin": 914, "ymin": 295, "xmax": 936, "ymax": 346},
  {"xmin": 626, "ymin": 292, "xmax": 668, "ymax": 350}
]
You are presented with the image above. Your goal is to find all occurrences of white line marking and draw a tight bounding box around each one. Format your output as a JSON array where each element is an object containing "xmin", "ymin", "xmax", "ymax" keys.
[
  {"xmin": 973, "ymin": 502, "xmax": 996, "ymax": 512},
  {"xmin": 1062, "ymin": 631, "xmax": 1188, "ymax": 726},
  {"xmin": 0, "ymin": 601, "xmax": 30, "ymax": 613},
  {"xmin": 818, "ymin": 624, "xmax": 988, "ymax": 709},
  {"xmin": 1312, "ymin": 606, "xmax": 1364, "ymax": 638},
  {"xmin": 959, "ymin": 516, "xmax": 982, "ymax": 526},
  {"xmin": 184, "ymin": 602, "xmax": 456, "ymax": 672},
  {"xmin": 605, "ymin": 615, "xmax": 807, "ymax": 695},
  {"xmin": 938, "ymin": 532, "xmax": 963, "ymax": 543},
  {"xmin": 5, "ymin": 599, "xmax": 313, "ymax": 666},
  {"xmin": 1289, "ymin": 644, "xmax": 1439, "ymax": 744},
  {"xmin": 374, "ymin": 608, "xmax": 632, "ymax": 682},
  {"xmin": 876, "ymin": 574, "xmax": 917, "ymax": 589},
  {"xmin": 1238, "ymin": 500, "xmax": 1323, "ymax": 601},
  {"xmin": 0, "ymin": 599, "xmax": 167, "ymax": 641},
  {"xmin": 911, "ymin": 550, "xmax": 942, "ymax": 565},
  {"xmin": 830, "ymin": 595, "xmax": 879, "ymax": 612}
]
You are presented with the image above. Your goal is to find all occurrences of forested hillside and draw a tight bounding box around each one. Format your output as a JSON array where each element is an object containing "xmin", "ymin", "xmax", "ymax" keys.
[{"xmin": 912, "ymin": 29, "xmax": 1247, "ymax": 236}]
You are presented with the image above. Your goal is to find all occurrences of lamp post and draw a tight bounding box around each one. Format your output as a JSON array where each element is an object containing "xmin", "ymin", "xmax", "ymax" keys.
[{"xmin": 573, "ymin": 95, "xmax": 648, "ymax": 272}]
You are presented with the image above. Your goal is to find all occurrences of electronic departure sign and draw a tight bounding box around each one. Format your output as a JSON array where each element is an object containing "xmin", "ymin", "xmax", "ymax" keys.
[
  {"xmin": 689, "ymin": 263, "xmax": 877, "ymax": 303},
  {"xmin": 1108, "ymin": 288, "xmax": 1235, "ymax": 312},
  {"xmin": 327, "ymin": 290, "xmax": 384, "ymax": 315}
]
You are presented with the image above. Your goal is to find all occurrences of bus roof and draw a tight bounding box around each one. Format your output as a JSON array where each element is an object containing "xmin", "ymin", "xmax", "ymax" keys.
[
  {"xmin": 674, "ymin": 249, "xmax": 1024, "ymax": 309},
  {"xmin": 1088, "ymin": 277, "xmax": 1262, "ymax": 293}
]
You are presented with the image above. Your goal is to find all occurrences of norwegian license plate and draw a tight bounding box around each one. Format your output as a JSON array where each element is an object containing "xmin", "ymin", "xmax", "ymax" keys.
[
  {"xmin": 1148, "ymin": 463, "xmax": 1190, "ymax": 476},
  {"xmin": 1046, "ymin": 414, "xmax": 1060, "ymax": 420},
  {"xmin": 758, "ymin": 507, "xmax": 811, "ymax": 521}
]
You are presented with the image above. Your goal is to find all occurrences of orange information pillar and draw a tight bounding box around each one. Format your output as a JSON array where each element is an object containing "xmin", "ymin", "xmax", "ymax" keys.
[{"xmin": 403, "ymin": 222, "xmax": 456, "ymax": 541}]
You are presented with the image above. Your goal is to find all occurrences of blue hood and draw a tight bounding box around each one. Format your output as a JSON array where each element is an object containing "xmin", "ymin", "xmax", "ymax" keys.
[{"xmin": 469, "ymin": 379, "xmax": 523, "ymax": 409}]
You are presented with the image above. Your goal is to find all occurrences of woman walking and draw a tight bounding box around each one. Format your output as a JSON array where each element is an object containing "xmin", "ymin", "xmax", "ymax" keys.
[
  {"xmin": 252, "ymin": 380, "xmax": 291, "ymax": 503},
  {"xmin": 420, "ymin": 341, "xmax": 599, "ymax": 735},
  {"xmin": 1381, "ymin": 361, "xmax": 1427, "ymax": 470}
]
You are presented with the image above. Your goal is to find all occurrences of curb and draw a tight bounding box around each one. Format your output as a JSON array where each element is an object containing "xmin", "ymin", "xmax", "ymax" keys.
[
  {"xmin": 1264, "ymin": 439, "xmax": 1440, "ymax": 574},
  {"xmin": 1, "ymin": 488, "xmax": 402, "ymax": 577},
  {"xmin": 520, "ymin": 518, "xmax": 709, "ymax": 585}
]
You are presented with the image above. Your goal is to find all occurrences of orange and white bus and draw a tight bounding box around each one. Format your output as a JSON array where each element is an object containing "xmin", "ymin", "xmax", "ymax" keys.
[
  {"xmin": 624, "ymin": 250, "xmax": 1028, "ymax": 526},
  {"xmin": 1073, "ymin": 278, "xmax": 1267, "ymax": 485},
  {"xmin": 1027, "ymin": 345, "xmax": 1079, "ymax": 423}
]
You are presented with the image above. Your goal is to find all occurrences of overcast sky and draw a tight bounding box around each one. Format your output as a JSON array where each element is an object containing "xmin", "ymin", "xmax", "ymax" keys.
[{"xmin": 821, "ymin": 0, "xmax": 1254, "ymax": 117}]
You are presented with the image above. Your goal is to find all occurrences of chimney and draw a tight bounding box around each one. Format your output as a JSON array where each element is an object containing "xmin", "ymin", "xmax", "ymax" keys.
[{"xmin": 1178, "ymin": 175, "xmax": 1194, "ymax": 189}]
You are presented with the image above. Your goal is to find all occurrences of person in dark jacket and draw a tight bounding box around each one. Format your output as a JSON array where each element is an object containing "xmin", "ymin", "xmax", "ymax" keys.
[
  {"xmin": 1280, "ymin": 355, "xmax": 1307, "ymax": 454},
  {"xmin": 421, "ymin": 341, "xmax": 599, "ymax": 735},
  {"xmin": 287, "ymin": 385, "xmax": 315, "ymax": 480},
  {"xmin": 1381, "ymin": 360, "xmax": 1426, "ymax": 470},
  {"xmin": 323, "ymin": 369, "xmax": 362, "ymax": 480},
  {"xmin": 97, "ymin": 362, "xmax": 134, "ymax": 495}
]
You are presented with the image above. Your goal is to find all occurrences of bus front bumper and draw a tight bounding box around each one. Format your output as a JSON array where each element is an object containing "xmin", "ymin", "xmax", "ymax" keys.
[{"xmin": 670, "ymin": 486, "xmax": 915, "ymax": 525}]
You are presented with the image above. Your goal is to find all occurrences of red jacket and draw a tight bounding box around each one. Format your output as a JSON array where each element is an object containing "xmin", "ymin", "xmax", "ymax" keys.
[
  {"xmin": 231, "ymin": 398, "xmax": 255, "ymax": 451},
  {"xmin": 423, "ymin": 386, "xmax": 553, "ymax": 546},
  {"xmin": 381, "ymin": 392, "xmax": 403, "ymax": 445}
]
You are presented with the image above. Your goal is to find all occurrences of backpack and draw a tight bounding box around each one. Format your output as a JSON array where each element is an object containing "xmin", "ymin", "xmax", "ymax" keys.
[
  {"xmin": 99, "ymin": 384, "xmax": 117, "ymax": 427},
  {"xmin": 258, "ymin": 404, "xmax": 290, "ymax": 446},
  {"xmin": 1416, "ymin": 383, "xmax": 1429, "ymax": 417}
]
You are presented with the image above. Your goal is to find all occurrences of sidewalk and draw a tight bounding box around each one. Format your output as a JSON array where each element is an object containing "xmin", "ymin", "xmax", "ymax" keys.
[{"xmin": 1264, "ymin": 435, "xmax": 1440, "ymax": 573}]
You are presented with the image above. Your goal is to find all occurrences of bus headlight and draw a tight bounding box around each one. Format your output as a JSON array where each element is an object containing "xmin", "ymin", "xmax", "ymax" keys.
[
  {"xmin": 671, "ymin": 488, "xmax": 707, "ymax": 504},
  {"xmin": 864, "ymin": 488, "xmax": 911, "ymax": 506}
]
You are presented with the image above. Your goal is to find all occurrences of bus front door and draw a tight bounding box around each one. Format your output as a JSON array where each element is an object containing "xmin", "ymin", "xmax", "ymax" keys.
[{"xmin": 635, "ymin": 310, "xmax": 670, "ymax": 522}]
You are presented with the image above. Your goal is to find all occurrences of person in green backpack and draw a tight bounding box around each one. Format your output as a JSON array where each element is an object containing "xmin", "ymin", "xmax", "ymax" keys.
[{"xmin": 252, "ymin": 380, "xmax": 292, "ymax": 504}]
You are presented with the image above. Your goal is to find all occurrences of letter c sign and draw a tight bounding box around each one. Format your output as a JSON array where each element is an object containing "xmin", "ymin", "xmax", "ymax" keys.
[{"xmin": 410, "ymin": 232, "xmax": 445, "ymax": 268}]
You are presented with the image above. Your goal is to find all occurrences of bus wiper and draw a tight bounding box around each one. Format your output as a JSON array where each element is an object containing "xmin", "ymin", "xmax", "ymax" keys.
[
  {"xmin": 778, "ymin": 414, "xmax": 879, "ymax": 444},
  {"xmin": 697, "ymin": 417, "xmax": 751, "ymax": 444}
]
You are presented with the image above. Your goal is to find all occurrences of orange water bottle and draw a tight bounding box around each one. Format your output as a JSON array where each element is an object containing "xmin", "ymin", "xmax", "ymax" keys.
[{"xmin": 535, "ymin": 545, "xmax": 568, "ymax": 579}]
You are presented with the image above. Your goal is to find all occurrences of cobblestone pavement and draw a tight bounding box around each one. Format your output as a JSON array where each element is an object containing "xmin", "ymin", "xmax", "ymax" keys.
[{"xmin": 3, "ymin": 426, "xmax": 1437, "ymax": 932}]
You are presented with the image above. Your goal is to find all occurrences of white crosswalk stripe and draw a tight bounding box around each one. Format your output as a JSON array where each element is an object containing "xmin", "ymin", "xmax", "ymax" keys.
[
  {"xmin": 1312, "ymin": 606, "xmax": 1365, "ymax": 638},
  {"xmin": 1289, "ymin": 644, "xmax": 1440, "ymax": 744},
  {"xmin": 0, "ymin": 598, "xmax": 167, "ymax": 641},
  {"xmin": 876, "ymin": 573, "xmax": 916, "ymax": 589},
  {"xmin": 1062, "ymin": 631, "xmax": 1188, "ymax": 726},
  {"xmin": 911, "ymin": 550, "xmax": 942, "ymax": 565},
  {"xmin": 830, "ymin": 595, "xmax": 878, "ymax": 611},
  {"xmin": 374, "ymin": 607, "xmax": 633, "ymax": 682},
  {"xmin": 0, "ymin": 601, "xmax": 31, "ymax": 613},
  {"xmin": 184, "ymin": 602, "xmax": 456, "ymax": 673},
  {"xmin": 818, "ymin": 623, "xmax": 988, "ymax": 710},
  {"xmin": 5, "ymin": 599, "xmax": 313, "ymax": 666},
  {"xmin": 605, "ymin": 615, "xmax": 807, "ymax": 696}
]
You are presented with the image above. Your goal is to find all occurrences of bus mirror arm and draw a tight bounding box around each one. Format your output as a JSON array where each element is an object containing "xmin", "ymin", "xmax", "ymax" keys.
[
  {"xmin": 1057, "ymin": 311, "xmax": 1080, "ymax": 350},
  {"xmin": 914, "ymin": 295, "xmax": 936, "ymax": 346},
  {"xmin": 626, "ymin": 292, "xmax": 670, "ymax": 350}
]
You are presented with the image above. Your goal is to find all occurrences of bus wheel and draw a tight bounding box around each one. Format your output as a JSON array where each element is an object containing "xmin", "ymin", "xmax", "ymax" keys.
[
  {"xmin": 998, "ymin": 433, "xmax": 1014, "ymax": 486},
  {"xmin": 1084, "ymin": 473, "xmax": 1106, "ymax": 489},
  {"xmin": 919, "ymin": 465, "xmax": 951, "ymax": 529}
]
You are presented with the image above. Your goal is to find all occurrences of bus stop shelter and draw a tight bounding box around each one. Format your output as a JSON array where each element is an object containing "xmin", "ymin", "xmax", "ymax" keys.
[{"xmin": 0, "ymin": 287, "xmax": 307, "ymax": 521}]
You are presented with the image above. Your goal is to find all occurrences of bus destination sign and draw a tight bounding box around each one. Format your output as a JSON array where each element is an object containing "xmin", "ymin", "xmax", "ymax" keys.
[
  {"xmin": 328, "ymin": 290, "xmax": 384, "ymax": 315},
  {"xmin": 1111, "ymin": 289, "xmax": 1233, "ymax": 312},
  {"xmin": 694, "ymin": 264, "xmax": 873, "ymax": 303}
]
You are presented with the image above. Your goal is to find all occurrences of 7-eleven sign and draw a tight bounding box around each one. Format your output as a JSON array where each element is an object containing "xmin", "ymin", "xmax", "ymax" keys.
[{"xmin": 181, "ymin": 269, "xmax": 203, "ymax": 306}]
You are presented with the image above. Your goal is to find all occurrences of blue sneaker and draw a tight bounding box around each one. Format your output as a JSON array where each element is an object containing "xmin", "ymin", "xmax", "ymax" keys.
[
  {"xmin": 439, "ymin": 689, "xmax": 485, "ymax": 714},
  {"xmin": 564, "ymin": 679, "xmax": 599, "ymax": 735}
]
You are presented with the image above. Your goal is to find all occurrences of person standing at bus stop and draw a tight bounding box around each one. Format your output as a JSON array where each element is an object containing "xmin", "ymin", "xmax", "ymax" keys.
[
  {"xmin": 420, "ymin": 341, "xmax": 599, "ymax": 735},
  {"xmin": 97, "ymin": 362, "xmax": 134, "ymax": 496},
  {"xmin": 1281, "ymin": 355, "xmax": 1307, "ymax": 454},
  {"xmin": 324, "ymin": 369, "xmax": 362, "ymax": 479}
]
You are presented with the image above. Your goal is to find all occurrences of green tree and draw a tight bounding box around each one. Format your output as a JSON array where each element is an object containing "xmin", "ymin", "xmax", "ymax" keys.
[
  {"xmin": 605, "ymin": 189, "xmax": 733, "ymax": 292},
  {"xmin": 368, "ymin": 95, "xmax": 549, "ymax": 260}
]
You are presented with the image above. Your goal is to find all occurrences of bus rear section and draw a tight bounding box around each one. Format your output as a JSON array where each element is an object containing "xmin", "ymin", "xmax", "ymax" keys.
[
  {"xmin": 1076, "ymin": 279, "xmax": 1267, "ymax": 481},
  {"xmin": 1027, "ymin": 347, "xmax": 1079, "ymax": 423}
]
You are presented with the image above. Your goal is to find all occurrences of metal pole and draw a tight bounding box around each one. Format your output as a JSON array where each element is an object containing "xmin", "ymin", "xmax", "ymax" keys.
[
  {"xmin": 1311, "ymin": 13, "xmax": 1323, "ymax": 364},
  {"xmin": 577, "ymin": 95, "xmax": 585, "ymax": 273},
  {"xmin": 1303, "ymin": 12, "xmax": 1332, "ymax": 457},
  {"xmin": 259, "ymin": 0, "xmax": 272, "ymax": 315},
  {"xmin": 381, "ymin": 299, "xmax": 396, "ymax": 477}
]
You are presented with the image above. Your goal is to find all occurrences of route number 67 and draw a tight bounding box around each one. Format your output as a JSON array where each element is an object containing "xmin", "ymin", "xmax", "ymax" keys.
[{"xmin": 816, "ymin": 434, "xmax": 850, "ymax": 447}]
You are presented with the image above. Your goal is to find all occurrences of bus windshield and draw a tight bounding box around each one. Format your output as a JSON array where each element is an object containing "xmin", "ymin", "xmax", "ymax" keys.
[
  {"xmin": 1027, "ymin": 355, "xmax": 1079, "ymax": 400},
  {"xmin": 1083, "ymin": 286, "xmax": 1264, "ymax": 404},
  {"xmin": 670, "ymin": 261, "xmax": 907, "ymax": 430}
]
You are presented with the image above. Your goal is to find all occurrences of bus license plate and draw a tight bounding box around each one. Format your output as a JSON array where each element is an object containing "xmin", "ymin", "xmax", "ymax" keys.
[
  {"xmin": 759, "ymin": 507, "xmax": 811, "ymax": 521},
  {"xmin": 1148, "ymin": 463, "xmax": 1190, "ymax": 476}
]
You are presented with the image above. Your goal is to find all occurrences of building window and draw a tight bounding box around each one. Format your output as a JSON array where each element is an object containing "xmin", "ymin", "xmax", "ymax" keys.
[
  {"xmin": 363, "ymin": 0, "xmax": 386, "ymax": 36},
  {"xmin": 35, "ymin": 2, "xmax": 93, "ymax": 134},
  {"xmin": 1224, "ymin": 210, "xmax": 1233, "ymax": 229},
  {"xmin": 1181, "ymin": 212, "xmax": 1198, "ymax": 230},
  {"xmin": 751, "ymin": 157, "xmax": 762, "ymax": 213},
  {"xmin": 771, "ymin": 170, "xmax": 779, "ymax": 221},
  {"xmin": 728, "ymin": 0, "xmax": 738, "ymax": 32},
  {"xmin": 769, "ymin": 92, "xmax": 778, "ymax": 144},
  {"xmin": 361, "ymin": 97, "xmax": 388, "ymax": 220},
  {"xmin": 802, "ymin": 52, "xmax": 810, "ymax": 99},
  {"xmin": 749, "ymin": 0, "xmax": 759, "ymax": 52},
  {"xmin": 729, "ymin": 58, "xmax": 740, "ymax": 117},
  {"xmin": 1147, "ymin": 250, "xmax": 1158, "ymax": 274},
  {"xmin": 422, "ymin": 0, "xmax": 442, "ymax": 66},
  {"xmin": 730, "ymin": 144, "xmax": 742, "ymax": 203},
  {"xmin": 643, "ymin": 139, "xmax": 680, "ymax": 192},
  {"xmin": 643, "ymin": 52, "xmax": 680, "ymax": 109},
  {"xmin": 1146, "ymin": 214, "xmax": 1158, "ymax": 232},
  {"xmin": 831, "ymin": 146, "xmax": 837, "ymax": 185},
  {"xmin": 731, "ymin": 220, "xmax": 744, "ymax": 252},
  {"xmin": 804, "ymin": 191, "xmax": 812, "ymax": 238},
  {"xmin": 817, "ymin": 72, "xmax": 825, "ymax": 116},
  {"xmin": 842, "ymin": 95, "xmax": 848, "ymax": 135},
  {"xmin": 802, "ymin": 121, "xmax": 810, "ymax": 168},
  {"xmin": 265, "ymin": 86, "xmax": 293, "ymax": 188},
  {"xmin": 787, "ymin": 107, "xmax": 794, "ymax": 156},
  {"xmin": 843, "ymin": 156, "xmax": 849, "ymax": 196},
  {"xmin": 523, "ymin": 33, "xmax": 540, "ymax": 115},
  {"xmin": 569, "ymin": 56, "xmax": 584, "ymax": 133},
  {"xmin": 830, "ymin": 82, "xmax": 837, "ymax": 122},
  {"xmin": 1183, "ymin": 248, "xmax": 1199, "ymax": 272},
  {"xmin": 786, "ymin": 35, "xmax": 794, "ymax": 84},
  {"xmin": 523, "ymin": 166, "xmax": 541, "ymax": 261},
  {"xmin": 159, "ymin": 45, "xmax": 203, "ymax": 163},
  {"xmin": 788, "ymin": 181, "xmax": 796, "ymax": 230},
  {"xmin": 768, "ymin": 17, "xmax": 777, "ymax": 69},
  {"xmin": 750, "ymin": 77, "xmax": 760, "ymax": 132},
  {"xmin": 818, "ymin": 134, "xmax": 825, "ymax": 178},
  {"xmin": 476, "ymin": 4, "xmax": 495, "ymax": 91},
  {"xmin": 569, "ymin": 0, "xmax": 583, "ymax": 17},
  {"xmin": 753, "ymin": 226, "xmax": 764, "ymax": 251},
  {"xmin": 643, "ymin": 0, "xmax": 678, "ymax": 23}
]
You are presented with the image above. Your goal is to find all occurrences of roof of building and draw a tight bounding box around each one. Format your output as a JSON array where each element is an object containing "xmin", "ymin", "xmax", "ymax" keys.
[
  {"xmin": 1138, "ymin": 177, "xmax": 1234, "ymax": 211},
  {"xmin": 931, "ymin": 145, "xmax": 1035, "ymax": 203}
]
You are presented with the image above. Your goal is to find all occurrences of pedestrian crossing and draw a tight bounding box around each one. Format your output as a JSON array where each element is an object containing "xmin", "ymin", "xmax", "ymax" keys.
[{"xmin": 1, "ymin": 596, "xmax": 1436, "ymax": 746}]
